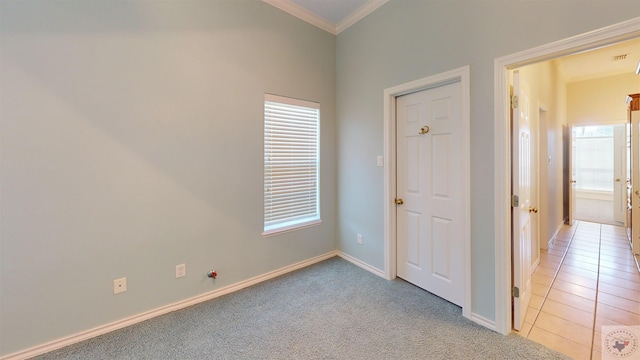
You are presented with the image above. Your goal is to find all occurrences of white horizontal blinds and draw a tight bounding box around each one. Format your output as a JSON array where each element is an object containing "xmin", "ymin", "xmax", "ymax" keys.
[{"xmin": 264, "ymin": 94, "xmax": 320, "ymax": 233}]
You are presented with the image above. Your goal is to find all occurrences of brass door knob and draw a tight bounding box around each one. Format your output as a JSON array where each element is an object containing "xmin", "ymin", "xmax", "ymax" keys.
[
  {"xmin": 395, "ymin": 198, "xmax": 404, "ymax": 205},
  {"xmin": 529, "ymin": 207, "xmax": 538, "ymax": 213},
  {"xmin": 419, "ymin": 126, "xmax": 430, "ymax": 135}
]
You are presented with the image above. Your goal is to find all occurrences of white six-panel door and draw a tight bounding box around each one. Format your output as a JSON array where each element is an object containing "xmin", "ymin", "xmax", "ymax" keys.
[
  {"xmin": 511, "ymin": 71, "xmax": 533, "ymax": 331},
  {"xmin": 396, "ymin": 81, "xmax": 463, "ymax": 306}
]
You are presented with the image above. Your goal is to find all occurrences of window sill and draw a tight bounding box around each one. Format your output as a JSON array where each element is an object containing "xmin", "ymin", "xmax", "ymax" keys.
[{"xmin": 262, "ymin": 219, "xmax": 322, "ymax": 237}]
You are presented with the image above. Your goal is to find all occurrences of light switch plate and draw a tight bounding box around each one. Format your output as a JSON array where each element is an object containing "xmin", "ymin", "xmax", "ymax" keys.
[{"xmin": 176, "ymin": 264, "xmax": 186, "ymax": 278}]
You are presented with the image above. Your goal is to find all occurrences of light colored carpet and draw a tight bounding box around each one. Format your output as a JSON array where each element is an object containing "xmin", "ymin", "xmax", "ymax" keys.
[{"xmin": 34, "ymin": 257, "xmax": 569, "ymax": 359}]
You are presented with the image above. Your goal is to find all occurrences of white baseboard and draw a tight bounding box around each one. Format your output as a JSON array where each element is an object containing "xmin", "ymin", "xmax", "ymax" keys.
[
  {"xmin": 1, "ymin": 251, "xmax": 339, "ymax": 360},
  {"xmin": 531, "ymin": 257, "xmax": 540, "ymax": 273},
  {"xmin": 548, "ymin": 222, "xmax": 565, "ymax": 250},
  {"xmin": 470, "ymin": 312, "xmax": 497, "ymax": 332},
  {"xmin": 337, "ymin": 251, "xmax": 386, "ymax": 278}
]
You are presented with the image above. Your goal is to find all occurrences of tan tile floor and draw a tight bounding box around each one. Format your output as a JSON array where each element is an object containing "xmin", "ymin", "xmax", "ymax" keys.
[{"xmin": 515, "ymin": 221, "xmax": 640, "ymax": 359}]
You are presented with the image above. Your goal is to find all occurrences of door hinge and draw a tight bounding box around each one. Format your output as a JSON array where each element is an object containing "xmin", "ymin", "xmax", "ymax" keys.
[
  {"xmin": 513, "ymin": 286, "xmax": 520, "ymax": 298},
  {"xmin": 511, "ymin": 195, "xmax": 519, "ymax": 208},
  {"xmin": 511, "ymin": 95, "xmax": 519, "ymax": 109}
]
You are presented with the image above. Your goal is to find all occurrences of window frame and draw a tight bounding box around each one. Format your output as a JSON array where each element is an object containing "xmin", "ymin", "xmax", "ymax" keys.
[{"xmin": 262, "ymin": 94, "xmax": 321, "ymax": 236}]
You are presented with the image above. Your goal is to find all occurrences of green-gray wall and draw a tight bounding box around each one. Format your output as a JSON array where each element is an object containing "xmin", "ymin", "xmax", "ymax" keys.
[
  {"xmin": 0, "ymin": 1, "xmax": 336, "ymax": 355},
  {"xmin": 3, "ymin": 0, "xmax": 640, "ymax": 356},
  {"xmin": 336, "ymin": 1, "xmax": 639, "ymax": 323}
]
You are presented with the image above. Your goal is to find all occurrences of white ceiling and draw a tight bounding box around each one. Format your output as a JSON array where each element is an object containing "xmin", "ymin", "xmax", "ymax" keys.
[
  {"xmin": 556, "ymin": 38, "xmax": 640, "ymax": 82},
  {"xmin": 265, "ymin": 0, "xmax": 640, "ymax": 81}
]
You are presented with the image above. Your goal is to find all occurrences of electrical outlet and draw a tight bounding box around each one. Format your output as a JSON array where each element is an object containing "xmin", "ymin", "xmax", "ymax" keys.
[
  {"xmin": 357, "ymin": 234, "xmax": 363, "ymax": 245},
  {"xmin": 176, "ymin": 264, "xmax": 186, "ymax": 278},
  {"xmin": 113, "ymin": 277, "xmax": 127, "ymax": 294}
]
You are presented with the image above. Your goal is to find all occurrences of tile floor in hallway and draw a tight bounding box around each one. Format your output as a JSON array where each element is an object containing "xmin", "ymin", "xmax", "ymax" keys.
[{"xmin": 515, "ymin": 221, "xmax": 640, "ymax": 359}]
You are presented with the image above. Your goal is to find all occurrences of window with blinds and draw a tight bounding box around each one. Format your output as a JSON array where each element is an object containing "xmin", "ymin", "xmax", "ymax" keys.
[{"xmin": 263, "ymin": 94, "xmax": 321, "ymax": 236}]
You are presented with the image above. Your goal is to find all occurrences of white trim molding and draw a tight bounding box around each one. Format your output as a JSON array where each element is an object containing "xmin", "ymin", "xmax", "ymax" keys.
[
  {"xmin": 336, "ymin": 0, "xmax": 389, "ymax": 34},
  {"xmin": 493, "ymin": 16, "xmax": 640, "ymax": 335},
  {"xmin": 549, "ymin": 221, "xmax": 565, "ymax": 250},
  {"xmin": 1, "ymin": 251, "xmax": 339, "ymax": 360},
  {"xmin": 263, "ymin": 0, "xmax": 335, "ymax": 34},
  {"xmin": 383, "ymin": 66, "xmax": 472, "ymax": 321},
  {"xmin": 470, "ymin": 313, "xmax": 497, "ymax": 332},
  {"xmin": 262, "ymin": 0, "xmax": 388, "ymax": 35},
  {"xmin": 338, "ymin": 251, "xmax": 387, "ymax": 278}
]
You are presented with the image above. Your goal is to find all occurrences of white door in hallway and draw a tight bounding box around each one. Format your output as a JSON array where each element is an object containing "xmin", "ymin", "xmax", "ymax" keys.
[
  {"xmin": 613, "ymin": 124, "xmax": 627, "ymax": 224},
  {"xmin": 631, "ymin": 104, "xmax": 640, "ymax": 255},
  {"xmin": 512, "ymin": 71, "xmax": 533, "ymax": 331},
  {"xmin": 396, "ymin": 81, "xmax": 463, "ymax": 306},
  {"xmin": 562, "ymin": 125, "xmax": 576, "ymax": 225}
]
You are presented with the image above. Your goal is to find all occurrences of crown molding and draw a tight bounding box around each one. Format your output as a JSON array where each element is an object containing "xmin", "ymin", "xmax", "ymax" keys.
[
  {"xmin": 263, "ymin": 0, "xmax": 389, "ymax": 35},
  {"xmin": 336, "ymin": 0, "xmax": 389, "ymax": 34},
  {"xmin": 263, "ymin": 0, "xmax": 337, "ymax": 35}
]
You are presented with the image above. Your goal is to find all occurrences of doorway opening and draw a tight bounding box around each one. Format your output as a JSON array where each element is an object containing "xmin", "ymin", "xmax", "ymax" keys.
[
  {"xmin": 572, "ymin": 125, "xmax": 627, "ymax": 226},
  {"xmin": 494, "ymin": 17, "xmax": 640, "ymax": 335}
]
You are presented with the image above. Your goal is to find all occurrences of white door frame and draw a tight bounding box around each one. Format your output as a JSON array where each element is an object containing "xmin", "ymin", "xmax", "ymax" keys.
[
  {"xmin": 383, "ymin": 65, "xmax": 471, "ymax": 320},
  {"xmin": 494, "ymin": 17, "xmax": 640, "ymax": 335},
  {"xmin": 613, "ymin": 124, "xmax": 627, "ymax": 225}
]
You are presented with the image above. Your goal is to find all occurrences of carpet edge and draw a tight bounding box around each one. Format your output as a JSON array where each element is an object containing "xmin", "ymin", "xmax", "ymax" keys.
[{"xmin": 1, "ymin": 250, "xmax": 339, "ymax": 360}]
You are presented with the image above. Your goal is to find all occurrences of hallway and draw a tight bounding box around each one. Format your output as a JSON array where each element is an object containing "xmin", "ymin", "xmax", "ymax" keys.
[{"xmin": 515, "ymin": 221, "xmax": 640, "ymax": 359}]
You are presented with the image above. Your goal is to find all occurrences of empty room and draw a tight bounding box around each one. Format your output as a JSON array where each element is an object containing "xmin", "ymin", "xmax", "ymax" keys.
[{"xmin": 1, "ymin": 1, "xmax": 639, "ymax": 359}]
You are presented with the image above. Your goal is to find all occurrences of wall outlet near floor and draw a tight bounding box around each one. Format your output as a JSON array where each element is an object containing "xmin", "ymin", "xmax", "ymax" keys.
[
  {"xmin": 176, "ymin": 264, "xmax": 186, "ymax": 278},
  {"xmin": 113, "ymin": 277, "xmax": 127, "ymax": 294},
  {"xmin": 357, "ymin": 233, "xmax": 363, "ymax": 245}
]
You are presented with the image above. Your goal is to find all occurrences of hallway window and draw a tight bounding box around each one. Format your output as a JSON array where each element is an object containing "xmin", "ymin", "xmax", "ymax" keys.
[
  {"xmin": 263, "ymin": 94, "xmax": 321, "ymax": 236},
  {"xmin": 573, "ymin": 126, "xmax": 614, "ymax": 192}
]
